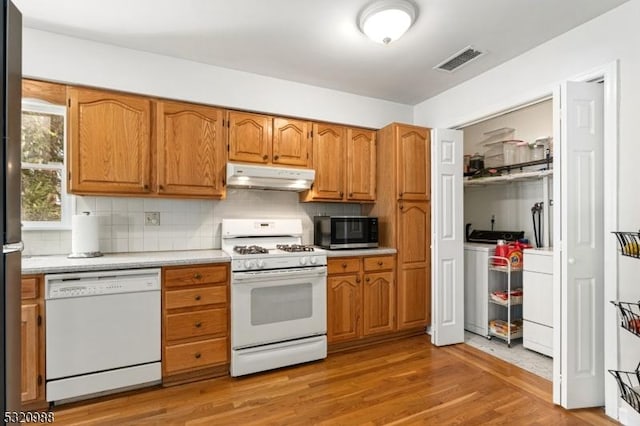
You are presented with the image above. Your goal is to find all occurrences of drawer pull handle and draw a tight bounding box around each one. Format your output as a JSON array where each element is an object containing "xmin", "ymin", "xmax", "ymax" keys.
[
  {"xmin": 366, "ymin": 277, "xmax": 370, "ymax": 282},
  {"xmin": 194, "ymin": 273, "xmax": 202, "ymax": 279},
  {"xmin": 342, "ymin": 263, "xmax": 347, "ymax": 268},
  {"xmin": 194, "ymin": 295, "xmax": 201, "ymax": 301},
  {"xmin": 195, "ymin": 322, "xmax": 202, "ymax": 328},
  {"xmin": 274, "ymin": 155, "xmax": 279, "ymax": 160},
  {"xmin": 194, "ymin": 352, "xmax": 201, "ymax": 359},
  {"xmin": 356, "ymin": 277, "xmax": 361, "ymax": 283},
  {"xmin": 377, "ymin": 261, "xmax": 383, "ymax": 266},
  {"xmin": 263, "ymin": 154, "xmax": 268, "ymax": 160}
]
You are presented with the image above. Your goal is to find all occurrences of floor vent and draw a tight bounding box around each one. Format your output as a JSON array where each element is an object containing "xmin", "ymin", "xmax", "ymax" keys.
[{"xmin": 434, "ymin": 46, "xmax": 485, "ymax": 72}]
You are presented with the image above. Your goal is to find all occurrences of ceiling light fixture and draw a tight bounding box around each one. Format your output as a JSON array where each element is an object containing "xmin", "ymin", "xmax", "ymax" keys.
[{"xmin": 358, "ymin": 0, "xmax": 417, "ymax": 45}]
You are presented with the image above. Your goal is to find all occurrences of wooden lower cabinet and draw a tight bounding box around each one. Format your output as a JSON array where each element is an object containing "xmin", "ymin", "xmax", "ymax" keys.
[
  {"xmin": 327, "ymin": 255, "xmax": 395, "ymax": 345},
  {"xmin": 162, "ymin": 264, "xmax": 229, "ymax": 385},
  {"xmin": 20, "ymin": 275, "xmax": 45, "ymax": 409}
]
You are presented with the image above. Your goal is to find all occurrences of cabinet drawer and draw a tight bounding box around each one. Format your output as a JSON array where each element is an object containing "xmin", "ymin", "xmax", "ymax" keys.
[
  {"xmin": 21, "ymin": 276, "xmax": 39, "ymax": 300},
  {"xmin": 165, "ymin": 286, "xmax": 227, "ymax": 310},
  {"xmin": 363, "ymin": 256, "xmax": 394, "ymax": 272},
  {"xmin": 165, "ymin": 308, "xmax": 227, "ymax": 341},
  {"xmin": 523, "ymin": 320, "xmax": 553, "ymax": 357},
  {"xmin": 164, "ymin": 265, "xmax": 227, "ymax": 288},
  {"xmin": 328, "ymin": 258, "xmax": 360, "ymax": 274},
  {"xmin": 523, "ymin": 250, "xmax": 553, "ymax": 274},
  {"xmin": 164, "ymin": 337, "xmax": 228, "ymax": 374}
]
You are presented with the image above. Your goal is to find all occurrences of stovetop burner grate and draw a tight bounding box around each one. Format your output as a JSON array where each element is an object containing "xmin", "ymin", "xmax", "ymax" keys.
[
  {"xmin": 233, "ymin": 245, "xmax": 269, "ymax": 255},
  {"xmin": 276, "ymin": 244, "xmax": 315, "ymax": 253}
]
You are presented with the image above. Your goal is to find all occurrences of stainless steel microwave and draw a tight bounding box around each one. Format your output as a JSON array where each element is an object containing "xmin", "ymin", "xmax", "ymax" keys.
[{"xmin": 313, "ymin": 216, "xmax": 378, "ymax": 249}]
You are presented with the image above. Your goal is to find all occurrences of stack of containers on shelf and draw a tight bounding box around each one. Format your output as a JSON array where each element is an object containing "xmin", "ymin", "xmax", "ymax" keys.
[{"xmin": 610, "ymin": 230, "xmax": 640, "ymax": 415}]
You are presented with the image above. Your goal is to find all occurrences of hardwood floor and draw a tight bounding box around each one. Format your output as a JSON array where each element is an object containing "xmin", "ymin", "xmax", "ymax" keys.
[{"xmin": 51, "ymin": 336, "xmax": 616, "ymax": 425}]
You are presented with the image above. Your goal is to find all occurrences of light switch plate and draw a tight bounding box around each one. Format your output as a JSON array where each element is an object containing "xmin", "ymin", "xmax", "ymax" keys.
[{"xmin": 144, "ymin": 212, "xmax": 160, "ymax": 226}]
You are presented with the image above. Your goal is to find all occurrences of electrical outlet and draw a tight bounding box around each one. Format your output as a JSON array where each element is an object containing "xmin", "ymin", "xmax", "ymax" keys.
[{"xmin": 144, "ymin": 212, "xmax": 160, "ymax": 226}]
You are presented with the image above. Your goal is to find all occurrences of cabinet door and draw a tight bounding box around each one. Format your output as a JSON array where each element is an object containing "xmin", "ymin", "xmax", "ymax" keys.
[
  {"xmin": 397, "ymin": 201, "xmax": 431, "ymax": 329},
  {"xmin": 157, "ymin": 101, "xmax": 225, "ymax": 197},
  {"xmin": 396, "ymin": 125, "xmax": 430, "ymax": 201},
  {"xmin": 272, "ymin": 118, "xmax": 311, "ymax": 167},
  {"xmin": 327, "ymin": 274, "xmax": 361, "ymax": 343},
  {"xmin": 68, "ymin": 87, "xmax": 152, "ymax": 194},
  {"xmin": 310, "ymin": 123, "xmax": 345, "ymax": 200},
  {"xmin": 21, "ymin": 303, "xmax": 39, "ymax": 403},
  {"xmin": 346, "ymin": 128, "xmax": 376, "ymax": 201},
  {"xmin": 363, "ymin": 271, "xmax": 395, "ymax": 336},
  {"xmin": 227, "ymin": 111, "xmax": 272, "ymax": 164}
]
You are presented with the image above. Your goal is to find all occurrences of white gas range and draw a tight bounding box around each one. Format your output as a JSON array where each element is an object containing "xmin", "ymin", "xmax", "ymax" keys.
[{"xmin": 221, "ymin": 219, "xmax": 327, "ymax": 377}]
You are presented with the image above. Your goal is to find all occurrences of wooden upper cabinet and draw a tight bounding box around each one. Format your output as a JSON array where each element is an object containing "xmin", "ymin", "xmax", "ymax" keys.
[
  {"xmin": 346, "ymin": 128, "xmax": 376, "ymax": 201},
  {"xmin": 309, "ymin": 123, "xmax": 345, "ymax": 200},
  {"xmin": 396, "ymin": 125, "xmax": 430, "ymax": 201},
  {"xmin": 272, "ymin": 118, "xmax": 311, "ymax": 167},
  {"xmin": 22, "ymin": 79, "xmax": 66, "ymax": 104},
  {"xmin": 157, "ymin": 101, "xmax": 225, "ymax": 197},
  {"xmin": 68, "ymin": 87, "xmax": 152, "ymax": 195},
  {"xmin": 227, "ymin": 111, "xmax": 272, "ymax": 164}
]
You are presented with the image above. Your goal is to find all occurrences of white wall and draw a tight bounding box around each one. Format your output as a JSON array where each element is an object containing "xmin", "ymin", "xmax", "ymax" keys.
[
  {"xmin": 415, "ymin": 0, "xmax": 640, "ymax": 420},
  {"xmin": 23, "ymin": 192, "xmax": 358, "ymax": 256},
  {"xmin": 22, "ymin": 28, "xmax": 412, "ymax": 129}
]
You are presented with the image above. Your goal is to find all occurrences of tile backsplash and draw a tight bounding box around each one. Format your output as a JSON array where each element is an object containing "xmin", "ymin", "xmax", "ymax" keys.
[{"xmin": 22, "ymin": 189, "xmax": 360, "ymax": 256}]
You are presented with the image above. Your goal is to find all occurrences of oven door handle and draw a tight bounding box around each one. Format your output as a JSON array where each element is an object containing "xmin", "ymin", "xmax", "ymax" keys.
[{"xmin": 232, "ymin": 267, "xmax": 327, "ymax": 284}]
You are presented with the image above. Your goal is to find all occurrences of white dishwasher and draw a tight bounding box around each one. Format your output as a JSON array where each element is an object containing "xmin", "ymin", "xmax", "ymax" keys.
[{"xmin": 45, "ymin": 268, "xmax": 161, "ymax": 403}]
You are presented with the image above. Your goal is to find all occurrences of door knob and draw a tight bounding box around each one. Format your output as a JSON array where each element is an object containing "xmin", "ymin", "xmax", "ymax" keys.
[{"xmin": 568, "ymin": 258, "xmax": 576, "ymax": 264}]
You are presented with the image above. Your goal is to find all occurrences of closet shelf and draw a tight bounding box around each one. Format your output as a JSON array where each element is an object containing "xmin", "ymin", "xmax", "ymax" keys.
[
  {"xmin": 465, "ymin": 169, "xmax": 553, "ymax": 187},
  {"xmin": 612, "ymin": 231, "xmax": 640, "ymax": 259}
]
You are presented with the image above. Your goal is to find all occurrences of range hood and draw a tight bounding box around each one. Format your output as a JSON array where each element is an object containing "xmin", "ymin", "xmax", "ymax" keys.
[{"xmin": 226, "ymin": 162, "xmax": 315, "ymax": 192}]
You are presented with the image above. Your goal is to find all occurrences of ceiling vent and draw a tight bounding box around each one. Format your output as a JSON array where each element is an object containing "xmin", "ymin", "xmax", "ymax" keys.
[{"xmin": 434, "ymin": 46, "xmax": 485, "ymax": 73}]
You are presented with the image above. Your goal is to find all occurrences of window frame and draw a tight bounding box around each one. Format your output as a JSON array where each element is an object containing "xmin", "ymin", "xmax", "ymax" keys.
[{"xmin": 21, "ymin": 99, "xmax": 73, "ymax": 231}]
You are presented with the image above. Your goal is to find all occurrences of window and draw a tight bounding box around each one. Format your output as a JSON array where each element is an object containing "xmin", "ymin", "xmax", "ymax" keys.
[{"xmin": 21, "ymin": 99, "xmax": 72, "ymax": 229}]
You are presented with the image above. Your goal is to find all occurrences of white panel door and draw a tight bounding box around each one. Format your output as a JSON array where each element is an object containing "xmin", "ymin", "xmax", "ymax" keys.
[
  {"xmin": 557, "ymin": 81, "xmax": 604, "ymax": 408},
  {"xmin": 431, "ymin": 128, "xmax": 464, "ymax": 346}
]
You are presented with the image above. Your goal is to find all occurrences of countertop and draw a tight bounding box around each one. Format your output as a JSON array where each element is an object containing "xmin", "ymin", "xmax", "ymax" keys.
[
  {"xmin": 22, "ymin": 247, "xmax": 398, "ymax": 274},
  {"xmin": 22, "ymin": 250, "xmax": 230, "ymax": 275},
  {"xmin": 322, "ymin": 247, "xmax": 397, "ymax": 257},
  {"xmin": 523, "ymin": 247, "xmax": 554, "ymax": 256}
]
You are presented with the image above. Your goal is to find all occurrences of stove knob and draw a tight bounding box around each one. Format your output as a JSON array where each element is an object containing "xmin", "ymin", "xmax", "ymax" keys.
[
  {"xmin": 309, "ymin": 256, "xmax": 318, "ymax": 265},
  {"xmin": 245, "ymin": 260, "xmax": 255, "ymax": 269},
  {"xmin": 257, "ymin": 260, "xmax": 265, "ymax": 269},
  {"xmin": 299, "ymin": 256, "xmax": 308, "ymax": 265}
]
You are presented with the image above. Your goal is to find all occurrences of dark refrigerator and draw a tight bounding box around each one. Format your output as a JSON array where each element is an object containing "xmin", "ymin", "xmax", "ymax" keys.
[{"xmin": 1, "ymin": 0, "xmax": 22, "ymax": 419}]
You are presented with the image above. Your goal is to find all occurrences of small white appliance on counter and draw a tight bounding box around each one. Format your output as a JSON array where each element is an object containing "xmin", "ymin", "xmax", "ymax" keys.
[
  {"xmin": 221, "ymin": 218, "xmax": 327, "ymax": 377},
  {"xmin": 45, "ymin": 269, "xmax": 161, "ymax": 403}
]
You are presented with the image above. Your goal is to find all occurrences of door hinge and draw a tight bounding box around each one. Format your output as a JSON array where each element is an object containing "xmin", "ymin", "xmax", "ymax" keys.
[
  {"xmin": 68, "ymin": 99, "xmax": 71, "ymax": 107},
  {"xmin": 38, "ymin": 375, "xmax": 43, "ymax": 386},
  {"xmin": 68, "ymin": 171, "xmax": 71, "ymax": 181},
  {"xmin": 37, "ymin": 315, "xmax": 42, "ymax": 326},
  {"xmin": 222, "ymin": 177, "xmax": 226, "ymax": 186},
  {"xmin": 227, "ymin": 144, "xmax": 230, "ymax": 152}
]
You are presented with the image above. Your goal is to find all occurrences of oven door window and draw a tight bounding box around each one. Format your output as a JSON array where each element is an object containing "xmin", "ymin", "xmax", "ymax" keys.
[
  {"xmin": 332, "ymin": 219, "xmax": 366, "ymax": 244},
  {"xmin": 251, "ymin": 283, "xmax": 313, "ymax": 325}
]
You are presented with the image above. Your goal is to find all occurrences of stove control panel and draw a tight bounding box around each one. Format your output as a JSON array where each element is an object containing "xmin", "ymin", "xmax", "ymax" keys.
[{"xmin": 232, "ymin": 254, "xmax": 327, "ymax": 271}]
